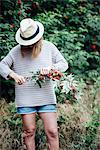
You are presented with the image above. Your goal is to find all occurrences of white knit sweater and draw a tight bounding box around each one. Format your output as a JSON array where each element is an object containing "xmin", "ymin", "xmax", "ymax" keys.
[{"xmin": 0, "ymin": 40, "xmax": 68, "ymax": 107}]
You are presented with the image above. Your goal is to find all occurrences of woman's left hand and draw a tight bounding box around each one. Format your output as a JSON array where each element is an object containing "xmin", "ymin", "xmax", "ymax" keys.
[{"xmin": 40, "ymin": 66, "xmax": 51, "ymax": 75}]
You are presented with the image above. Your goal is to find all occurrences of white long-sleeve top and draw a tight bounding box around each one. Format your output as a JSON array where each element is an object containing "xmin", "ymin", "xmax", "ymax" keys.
[{"xmin": 0, "ymin": 40, "xmax": 68, "ymax": 107}]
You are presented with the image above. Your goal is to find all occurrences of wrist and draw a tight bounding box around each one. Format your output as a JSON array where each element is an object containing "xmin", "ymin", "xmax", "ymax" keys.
[
  {"xmin": 9, "ymin": 71, "xmax": 16, "ymax": 79},
  {"xmin": 51, "ymin": 64, "xmax": 56, "ymax": 70}
]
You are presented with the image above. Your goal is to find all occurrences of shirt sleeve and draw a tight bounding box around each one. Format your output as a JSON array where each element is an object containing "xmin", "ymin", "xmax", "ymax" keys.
[
  {"xmin": 0, "ymin": 51, "xmax": 14, "ymax": 80},
  {"xmin": 51, "ymin": 43, "xmax": 68, "ymax": 72}
]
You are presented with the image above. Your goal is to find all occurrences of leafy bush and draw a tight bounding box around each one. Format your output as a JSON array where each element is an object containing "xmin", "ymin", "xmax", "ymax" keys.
[
  {"xmin": 0, "ymin": 0, "xmax": 100, "ymax": 100},
  {"xmin": 0, "ymin": 83, "xmax": 99, "ymax": 149},
  {"xmin": 0, "ymin": 2, "xmax": 99, "ymax": 150}
]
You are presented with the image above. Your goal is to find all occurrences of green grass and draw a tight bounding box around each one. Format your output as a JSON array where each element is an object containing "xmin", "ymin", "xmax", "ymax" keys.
[{"xmin": 0, "ymin": 84, "xmax": 100, "ymax": 150}]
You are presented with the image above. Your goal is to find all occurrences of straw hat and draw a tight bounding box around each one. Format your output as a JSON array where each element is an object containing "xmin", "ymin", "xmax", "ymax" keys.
[{"xmin": 15, "ymin": 18, "xmax": 44, "ymax": 46}]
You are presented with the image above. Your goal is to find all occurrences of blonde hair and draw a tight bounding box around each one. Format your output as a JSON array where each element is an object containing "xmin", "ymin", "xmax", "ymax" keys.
[{"xmin": 21, "ymin": 38, "xmax": 43, "ymax": 58}]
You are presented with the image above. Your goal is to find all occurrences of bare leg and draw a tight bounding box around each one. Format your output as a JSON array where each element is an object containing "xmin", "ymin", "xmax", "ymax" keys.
[
  {"xmin": 39, "ymin": 112, "xmax": 59, "ymax": 150},
  {"xmin": 21, "ymin": 113, "xmax": 36, "ymax": 150}
]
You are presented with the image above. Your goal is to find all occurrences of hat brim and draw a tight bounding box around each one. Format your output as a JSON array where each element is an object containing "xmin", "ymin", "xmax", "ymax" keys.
[{"xmin": 15, "ymin": 21, "xmax": 44, "ymax": 46}]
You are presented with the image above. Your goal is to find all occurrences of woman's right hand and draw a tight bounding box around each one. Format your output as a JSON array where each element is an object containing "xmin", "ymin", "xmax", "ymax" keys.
[{"xmin": 9, "ymin": 71, "xmax": 26, "ymax": 85}]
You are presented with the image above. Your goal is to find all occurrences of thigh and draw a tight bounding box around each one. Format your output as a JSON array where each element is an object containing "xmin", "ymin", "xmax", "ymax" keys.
[
  {"xmin": 21, "ymin": 113, "xmax": 36, "ymax": 130},
  {"xmin": 38, "ymin": 112, "xmax": 58, "ymax": 131}
]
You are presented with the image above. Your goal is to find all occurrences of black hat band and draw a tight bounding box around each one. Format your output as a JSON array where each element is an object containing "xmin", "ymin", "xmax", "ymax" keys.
[{"xmin": 20, "ymin": 25, "xmax": 39, "ymax": 40}]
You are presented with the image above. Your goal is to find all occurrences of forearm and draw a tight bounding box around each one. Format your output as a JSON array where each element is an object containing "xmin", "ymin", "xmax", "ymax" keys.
[
  {"xmin": 0, "ymin": 50, "xmax": 14, "ymax": 80},
  {"xmin": 51, "ymin": 43, "xmax": 69, "ymax": 72},
  {"xmin": 0, "ymin": 62, "xmax": 13, "ymax": 80}
]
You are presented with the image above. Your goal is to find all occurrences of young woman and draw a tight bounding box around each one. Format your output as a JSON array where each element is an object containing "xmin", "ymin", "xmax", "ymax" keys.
[{"xmin": 0, "ymin": 18, "xmax": 68, "ymax": 150}]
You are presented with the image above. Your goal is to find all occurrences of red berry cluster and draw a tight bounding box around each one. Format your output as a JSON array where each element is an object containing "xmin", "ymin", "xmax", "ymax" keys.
[
  {"xmin": 17, "ymin": 0, "xmax": 22, "ymax": 15},
  {"xmin": 11, "ymin": 24, "xmax": 15, "ymax": 28},
  {"xmin": 18, "ymin": 0, "xmax": 22, "ymax": 5},
  {"xmin": 18, "ymin": 12, "xmax": 22, "ymax": 15},
  {"xmin": 91, "ymin": 44, "xmax": 96, "ymax": 50},
  {"xmin": 47, "ymin": 69, "xmax": 64, "ymax": 81}
]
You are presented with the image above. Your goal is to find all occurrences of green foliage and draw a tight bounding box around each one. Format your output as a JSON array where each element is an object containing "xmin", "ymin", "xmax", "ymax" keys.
[
  {"xmin": 0, "ymin": 101, "xmax": 22, "ymax": 149},
  {"xmin": 0, "ymin": 0, "xmax": 100, "ymax": 101},
  {"xmin": 1, "ymin": 0, "xmax": 100, "ymax": 79},
  {"xmin": 0, "ymin": 85, "xmax": 99, "ymax": 150},
  {"xmin": 82, "ymin": 106, "xmax": 99, "ymax": 148},
  {"xmin": 0, "ymin": 23, "xmax": 16, "ymax": 57},
  {"xmin": 0, "ymin": 2, "xmax": 99, "ymax": 149}
]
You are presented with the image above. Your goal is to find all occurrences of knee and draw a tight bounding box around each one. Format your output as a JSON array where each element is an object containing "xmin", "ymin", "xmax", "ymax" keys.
[
  {"xmin": 46, "ymin": 128, "xmax": 58, "ymax": 139},
  {"xmin": 23, "ymin": 126, "xmax": 36, "ymax": 138}
]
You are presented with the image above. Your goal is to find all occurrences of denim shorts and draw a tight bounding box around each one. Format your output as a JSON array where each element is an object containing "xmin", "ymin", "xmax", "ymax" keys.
[{"xmin": 17, "ymin": 104, "xmax": 57, "ymax": 114}]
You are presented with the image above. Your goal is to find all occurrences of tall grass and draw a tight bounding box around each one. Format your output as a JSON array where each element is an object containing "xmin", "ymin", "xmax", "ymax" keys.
[{"xmin": 0, "ymin": 83, "xmax": 100, "ymax": 150}]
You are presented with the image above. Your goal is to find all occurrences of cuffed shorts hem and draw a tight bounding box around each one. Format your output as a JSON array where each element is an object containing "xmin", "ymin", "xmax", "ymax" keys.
[{"xmin": 17, "ymin": 104, "xmax": 57, "ymax": 114}]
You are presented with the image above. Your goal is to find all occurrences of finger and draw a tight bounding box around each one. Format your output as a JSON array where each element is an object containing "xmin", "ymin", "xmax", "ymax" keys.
[
  {"xmin": 43, "ymin": 68, "xmax": 49, "ymax": 75},
  {"xmin": 45, "ymin": 69, "xmax": 49, "ymax": 74},
  {"xmin": 19, "ymin": 76, "xmax": 26, "ymax": 83},
  {"xmin": 18, "ymin": 82, "xmax": 22, "ymax": 85},
  {"xmin": 43, "ymin": 68, "xmax": 47, "ymax": 74},
  {"xmin": 16, "ymin": 80, "xmax": 22, "ymax": 85},
  {"xmin": 16, "ymin": 78, "xmax": 22, "ymax": 84},
  {"xmin": 21, "ymin": 76, "xmax": 26, "ymax": 83},
  {"xmin": 46, "ymin": 69, "xmax": 50, "ymax": 74},
  {"xmin": 40, "ymin": 68, "xmax": 44, "ymax": 75}
]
